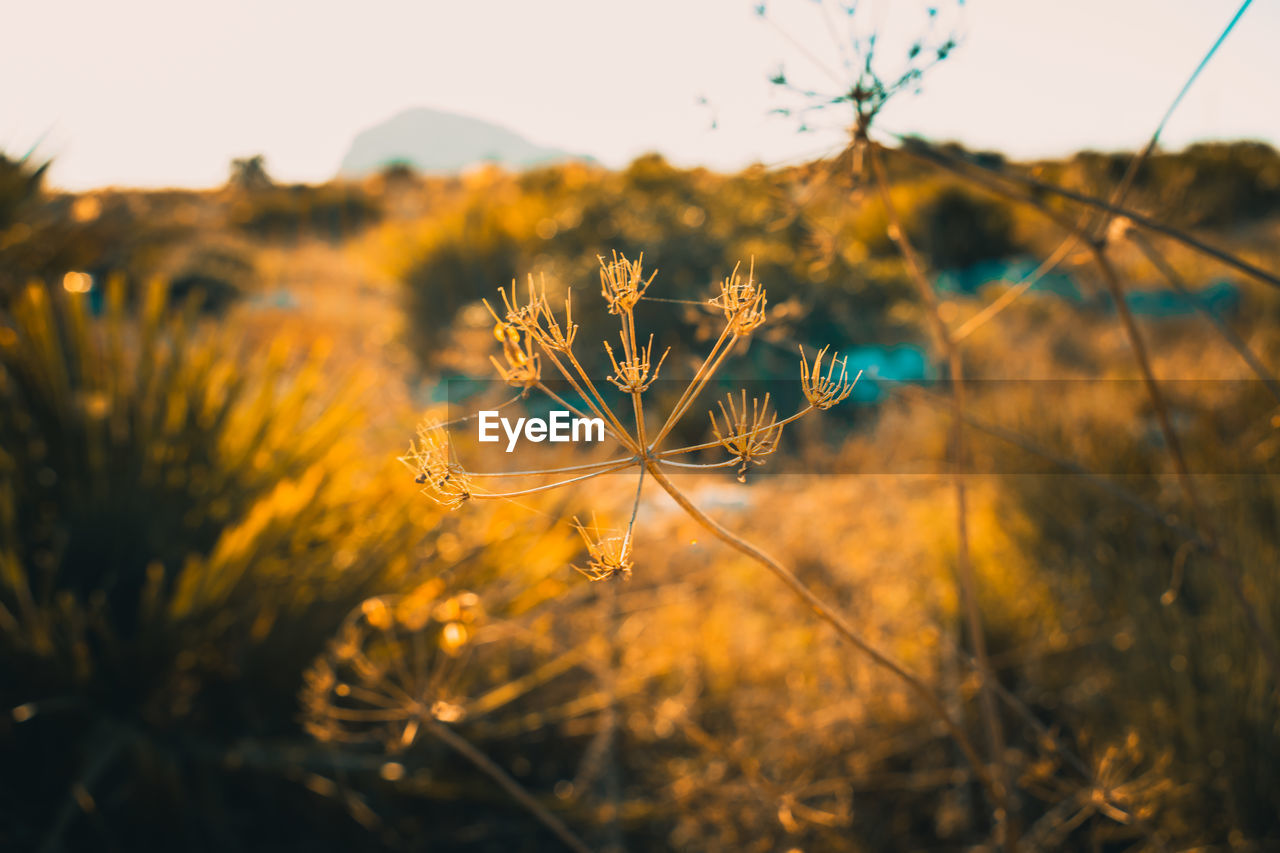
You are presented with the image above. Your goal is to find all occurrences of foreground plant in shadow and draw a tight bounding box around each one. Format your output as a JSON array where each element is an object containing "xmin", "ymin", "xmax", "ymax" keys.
[{"xmin": 0, "ymin": 280, "xmax": 432, "ymax": 850}]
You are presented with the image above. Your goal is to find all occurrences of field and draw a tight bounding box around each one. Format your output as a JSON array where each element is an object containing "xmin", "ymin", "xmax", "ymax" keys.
[{"xmin": 4, "ymin": 115, "xmax": 1280, "ymax": 850}]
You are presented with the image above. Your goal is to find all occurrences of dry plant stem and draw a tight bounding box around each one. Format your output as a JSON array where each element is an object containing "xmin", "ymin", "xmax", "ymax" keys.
[
  {"xmin": 895, "ymin": 138, "xmax": 1280, "ymax": 694},
  {"xmin": 883, "ymin": 378, "xmax": 1208, "ymax": 547},
  {"xmin": 868, "ymin": 144, "xmax": 1016, "ymax": 848},
  {"xmin": 423, "ymin": 718, "xmax": 592, "ymax": 853},
  {"xmin": 650, "ymin": 325, "xmax": 737, "ymax": 448},
  {"xmin": 563, "ymin": 347, "xmax": 634, "ymax": 445},
  {"xmin": 624, "ymin": 465, "xmax": 646, "ymax": 546},
  {"xmin": 893, "ymin": 138, "xmax": 1280, "ymax": 291},
  {"xmin": 951, "ymin": 234, "xmax": 1081, "ymax": 342},
  {"xmin": 1087, "ymin": 255, "xmax": 1197, "ymax": 516},
  {"xmin": 643, "ymin": 463, "xmax": 1000, "ymax": 805},
  {"xmin": 598, "ymin": 575, "xmax": 625, "ymax": 848},
  {"xmin": 1093, "ymin": 0, "xmax": 1253, "ymax": 239},
  {"xmin": 971, "ymin": 660, "xmax": 1173, "ymax": 853},
  {"xmin": 656, "ymin": 458, "xmax": 740, "ymax": 470},
  {"xmin": 1125, "ymin": 229, "xmax": 1280, "ymax": 404},
  {"xmin": 1091, "ymin": 250, "xmax": 1280, "ymax": 689},
  {"xmin": 538, "ymin": 349, "xmax": 636, "ymax": 452},
  {"xmin": 534, "ymin": 380, "xmax": 632, "ymax": 449},
  {"xmin": 471, "ymin": 462, "xmax": 636, "ymax": 500}
]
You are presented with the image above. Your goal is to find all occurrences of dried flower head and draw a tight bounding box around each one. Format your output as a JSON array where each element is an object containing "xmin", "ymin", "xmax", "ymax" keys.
[
  {"xmin": 799, "ymin": 345, "xmax": 859, "ymax": 410},
  {"xmin": 710, "ymin": 390, "xmax": 782, "ymax": 482},
  {"xmin": 488, "ymin": 273, "xmax": 577, "ymax": 353},
  {"xmin": 605, "ymin": 332, "xmax": 669, "ymax": 394},
  {"xmin": 571, "ymin": 516, "xmax": 633, "ymax": 581},
  {"xmin": 398, "ymin": 421, "xmax": 472, "ymax": 509},
  {"xmin": 599, "ymin": 251, "xmax": 654, "ymax": 315},
  {"xmin": 489, "ymin": 321, "xmax": 541, "ymax": 389},
  {"xmin": 711, "ymin": 259, "xmax": 767, "ymax": 335},
  {"xmin": 452, "ymin": 252, "xmax": 862, "ymax": 583},
  {"xmin": 301, "ymin": 589, "xmax": 482, "ymax": 750}
]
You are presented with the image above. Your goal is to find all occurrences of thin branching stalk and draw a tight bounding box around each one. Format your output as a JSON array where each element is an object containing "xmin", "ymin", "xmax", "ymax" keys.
[
  {"xmin": 889, "ymin": 136, "xmax": 1280, "ymax": 291},
  {"xmin": 650, "ymin": 326, "xmax": 739, "ymax": 449},
  {"xmin": 423, "ymin": 718, "xmax": 592, "ymax": 853},
  {"xmin": 538, "ymin": 347, "xmax": 637, "ymax": 452},
  {"xmin": 656, "ymin": 458, "xmax": 742, "ymax": 470},
  {"xmin": 868, "ymin": 143, "xmax": 1016, "ymax": 848},
  {"xmin": 885, "ymin": 136, "xmax": 1280, "ymax": 697},
  {"xmin": 534, "ymin": 380, "xmax": 632, "ymax": 448},
  {"xmin": 1091, "ymin": 249, "xmax": 1280, "ymax": 689},
  {"xmin": 1124, "ymin": 227, "xmax": 1280, "ymax": 404},
  {"xmin": 643, "ymin": 463, "xmax": 998, "ymax": 801},
  {"xmin": 951, "ymin": 235, "xmax": 1081, "ymax": 342},
  {"xmin": 469, "ymin": 456, "xmax": 641, "ymax": 478},
  {"xmin": 471, "ymin": 462, "xmax": 637, "ymax": 500}
]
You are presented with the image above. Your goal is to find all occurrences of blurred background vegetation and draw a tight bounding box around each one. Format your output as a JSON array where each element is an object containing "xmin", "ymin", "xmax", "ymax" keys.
[{"xmin": 4, "ymin": 124, "xmax": 1280, "ymax": 852}]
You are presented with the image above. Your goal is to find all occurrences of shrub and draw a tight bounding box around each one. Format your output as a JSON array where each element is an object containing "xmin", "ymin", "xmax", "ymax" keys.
[
  {"xmin": 909, "ymin": 185, "xmax": 1017, "ymax": 270},
  {"xmin": 0, "ymin": 280, "xmax": 419, "ymax": 848}
]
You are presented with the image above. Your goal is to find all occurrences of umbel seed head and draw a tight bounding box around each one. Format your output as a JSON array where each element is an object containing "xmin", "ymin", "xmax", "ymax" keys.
[
  {"xmin": 599, "ymin": 251, "xmax": 654, "ymax": 315},
  {"xmin": 605, "ymin": 332, "xmax": 669, "ymax": 394},
  {"xmin": 398, "ymin": 422, "xmax": 472, "ymax": 509},
  {"xmin": 487, "ymin": 273, "xmax": 577, "ymax": 354},
  {"xmin": 710, "ymin": 390, "xmax": 781, "ymax": 482},
  {"xmin": 711, "ymin": 259, "xmax": 767, "ymax": 335},
  {"xmin": 571, "ymin": 516, "xmax": 634, "ymax": 581},
  {"xmin": 799, "ymin": 345, "xmax": 859, "ymax": 410}
]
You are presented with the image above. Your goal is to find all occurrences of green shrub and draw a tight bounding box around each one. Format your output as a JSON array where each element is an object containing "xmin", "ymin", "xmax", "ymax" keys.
[
  {"xmin": 910, "ymin": 185, "xmax": 1017, "ymax": 269},
  {"xmin": 229, "ymin": 184, "xmax": 383, "ymax": 243}
]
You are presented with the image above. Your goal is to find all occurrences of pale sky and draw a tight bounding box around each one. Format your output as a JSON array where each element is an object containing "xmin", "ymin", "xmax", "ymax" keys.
[{"xmin": 3, "ymin": 0, "xmax": 1276, "ymax": 190}]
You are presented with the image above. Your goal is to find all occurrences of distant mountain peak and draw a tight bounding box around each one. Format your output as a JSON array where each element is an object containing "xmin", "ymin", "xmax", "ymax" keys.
[{"xmin": 337, "ymin": 107, "xmax": 589, "ymax": 177}]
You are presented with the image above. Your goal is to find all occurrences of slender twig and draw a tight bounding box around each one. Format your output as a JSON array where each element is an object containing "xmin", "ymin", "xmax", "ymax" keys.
[
  {"xmin": 889, "ymin": 136, "xmax": 1280, "ymax": 291},
  {"xmin": 951, "ymin": 235, "xmax": 1081, "ymax": 342},
  {"xmin": 471, "ymin": 462, "xmax": 636, "ymax": 500},
  {"xmin": 1092, "ymin": 249, "xmax": 1280, "ymax": 690},
  {"xmin": 644, "ymin": 463, "xmax": 1000, "ymax": 804},
  {"xmin": 868, "ymin": 142, "xmax": 1016, "ymax": 849},
  {"xmin": 887, "ymin": 136, "xmax": 1280, "ymax": 694},
  {"xmin": 1124, "ymin": 228, "xmax": 1280, "ymax": 405},
  {"xmin": 424, "ymin": 718, "xmax": 592, "ymax": 853},
  {"xmin": 878, "ymin": 377, "xmax": 1208, "ymax": 548},
  {"xmin": 623, "ymin": 465, "xmax": 646, "ymax": 549},
  {"xmin": 650, "ymin": 325, "xmax": 739, "ymax": 448},
  {"xmin": 657, "ymin": 458, "xmax": 741, "ymax": 470},
  {"xmin": 660, "ymin": 405, "xmax": 814, "ymax": 457},
  {"xmin": 469, "ymin": 456, "xmax": 640, "ymax": 478},
  {"xmin": 1098, "ymin": 0, "xmax": 1254, "ymax": 233}
]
